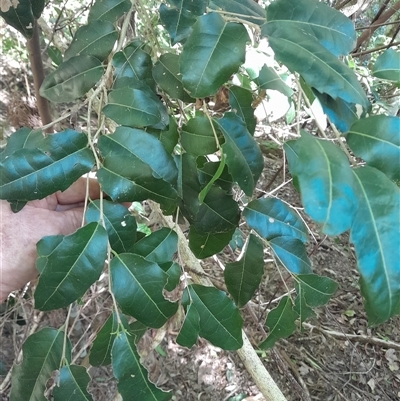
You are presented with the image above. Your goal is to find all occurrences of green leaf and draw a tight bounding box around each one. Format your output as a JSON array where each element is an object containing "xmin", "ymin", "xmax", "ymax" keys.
[
  {"xmin": 112, "ymin": 41, "xmax": 156, "ymax": 92},
  {"xmin": 284, "ymin": 130, "xmax": 357, "ymax": 235},
  {"xmin": 198, "ymin": 161, "xmax": 233, "ymax": 193},
  {"xmin": 347, "ymin": 116, "xmax": 400, "ymax": 182},
  {"xmin": 48, "ymin": 46, "xmax": 64, "ymax": 66},
  {"xmin": 264, "ymin": 25, "xmax": 368, "ymax": 109},
  {"xmin": 372, "ymin": 49, "xmax": 400, "ymax": 82},
  {"xmin": 256, "ymin": 65, "xmax": 293, "ymax": 97},
  {"xmin": 350, "ymin": 166, "xmax": 400, "ymax": 325},
  {"xmin": 34, "ymin": 223, "xmax": 108, "ymax": 311},
  {"xmin": 133, "ymin": 228, "xmax": 178, "ymax": 264},
  {"xmin": 192, "ymin": 185, "xmax": 240, "ymax": 234},
  {"xmin": 10, "ymin": 328, "xmax": 69, "ymax": 401},
  {"xmin": 180, "ymin": 12, "xmax": 249, "ymax": 98},
  {"xmin": 259, "ymin": 296, "xmax": 297, "ymax": 349},
  {"xmin": 40, "ymin": 55, "xmax": 103, "ymax": 103},
  {"xmin": 182, "ymin": 285, "xmax": 243, "ymax": 350},
  {"xmin": 210, "ymin": 0, "xmax": 265, "ymax": 26},
  {"xmin": 214, "ymin": 112, "xmax": 263, "ymax": 196},
  {"xmin": 110, "ymin": 253, "xmax": 178, "ymax": 327},
  {"xmin": 85, "ymin": 200, "xmax": 137, "ymax": 254},
  {"xmin": 53, "ymin": 365, "xmax": 93, "ymax": 401},
  {"xmin": 188, "ymin": 226, "xmax": 236, "ymax": 259},
  {"xmin": 228, "ymin": 86, "xmax": 257, "ymax": 135},
  {"xmin": 152, "ymin": 53, "xmax": 195, "ymax": 102},
  {"xmin": 90, "ymin": 312, "xmax": 122, "ymax": 366},
  {"xmin": 176, "ymin": 303, "xmax": 200, "ymax": 348},
  {"xmin": 159, "ymin": 0, "xmax": 207, "ymax": 45},
  {"xmin": 31, "ymin": 0, "xmax": 45, "ymax": 19},
  {"xmin": 264, "ymin": 0, "xmax": 356, "ymax": 57},
  {"xmin": 88, "ymin": 0, "xmax": 131, "ymax": 24},
  {"xmin": 224, "ymin": 234, "xmax": 264, "ymax": 307},
  {"xmin": 159, "ymin": 261, "xmax": 181, "ymax": 291},
  {"xmin": 243, "ymin": 198, "xmax": 308, "ymax": 242},
  {"xmin": 198, "ymin": 153, "xmax": 226, "ymax": 203},
  {"xmin": 180, "ymin": 115, "xmax": 218, "ymax": 156},
  {"xmin": 294, "ymin": 274, "xmax": 338, "ymax": 308},
  {"xmin": 293, "ymin": 293, "xmax": 315, "ymax": 327},
  {"xmin": 112, "ymin": 332, "xmax": 172, "ymax": 400},
  {"xmin": 103, "ymin": 87, "xmax": 162, "ymax": 127},
  {"xmin": 0, "ymin": 130, "xmax": 95, "ymax": 202},
  {"xmin": 0, "ymin": 0, "xmax": 34, "ymax": 38},
  {"xmin": 98, "ymin": 126, "xmax": 177, "ymax": 184},
  {"xmin": 270, "ymin": 237, "xmax": 312, "ymax": 275},
  {"xmin": 147, "ymin": 116, "xmax": 179, "ymax": 154},
  {"xmin": 64, "ymin": 20, "xmax": 118, "ymax": 62}
]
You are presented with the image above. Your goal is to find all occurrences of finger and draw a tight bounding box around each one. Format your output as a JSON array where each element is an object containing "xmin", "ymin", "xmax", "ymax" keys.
[
  {"xmin": 55, "ymin": 207, "xmax": 86, "ymax": 235},
  {"xmin": 56, "ymin": 177, "xmax": 100, "ymax": 205}
]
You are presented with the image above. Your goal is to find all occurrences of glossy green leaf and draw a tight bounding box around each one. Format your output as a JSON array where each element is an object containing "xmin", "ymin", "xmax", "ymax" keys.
[
  {"xmin": 210, "ymin": 0, "xmax": 265, "ymax": 26},
  {"xmin": 350, "ymin": 166, "xmax": 400, "ymax": 325},
  {"xmin": 53, "ymin": 365, "xmax": 93, "ymax": 401},
  {"xmin": 88, "ymin": 0, "xmax": 131, "ymax": 24},
  {"xmin": 294, "ymin": 274, "xmax": 338, "ymax": 308},
  {"xmin": 214, "ymin": 112, "xmax": 263, "ymax": 196},
  {"xmin": 180, "ymin": 12, "xmax": 249, "ymax": 98},
  {"xmin": 112, "ymin": 331, "xmax": 172, "ymax": 400},
  {"xmin": 372, "ymin": 49, "xmax": 400, "ymax": 82},
  {"xmin": 313, "ymin": 89, "xmax": 358, "ymax": 133},
  {"xmin": 97, "ymin": 126, "xmax": 178, "ymax": 189},
  {"xmin": 152, "ymin": 53, "xmax": 195, "ymax": 102},
  {"xmin": 198, "ymin": 159, "xmax": 233, "ymax": 193},
  {"xmin": 159, "ymin": 0, "xmax": 207, "ymax": 45},
  {"xmin": 224, "ymin": 234, "xmax": 264, "ymax": 307},
  {"xmin": 89, "ymin": 312, "xmax": 122, "ymax": 366},
  {"xmin": 31, "ymin": 0, "xmax": 45, "ymax": 19},
  {"xmin": 182, "ymin": 285, "xmax": 243, "ymax": 350},
  {"xmin": 270, "ymin": 237, "xmax": 312, "ymax": 275},
  {"xmin": 180, "ymin": 116, "xmax": 218, "ymax": 156},
  {"xmin": 259, "ymin": 296, "xmax": 297, "ymax": 349},
  {"xmin": 256, "ymin": 65, "xmax": 293, "ymax": 97},
  {"xmin": 264, "ymin": 0, "xmax": 356, "ymax": 57},
  {"xmin": 176, "ymin": 304, "xmax": 200, "ymax": 348},
  {"xmin": 293, "ymin": 293, "xmax": 315, "ymax": 327},
  {"xmin": 264, "ymin": 26, "xmax": 368, "ymax": 109},
  {"xmin": 48, "ymin": 46, "xmax": 63, "ymax": 66},
  {"xmin": 0, "ymin": 130, "xmax": 95, "ymax": 202},
  {"xmin": 133, "ymin": 228, "xmax": 178, "ymax": 264},
  {"xmin": 40, "ymin": 55, "xmax": 103, "ymax": 102},
  {"xmin": 86, "ymin": 200, "xmax": 137, "ymax": 254},
  {"xmin": 103, "ymin": 87, "xmax": 162, "ymax": 127},
  {"xmin": 228, "ymin": 86, "xmax": 256, "ymax": 135},
  {"xmin": 129, "ymin": 321, "xmax": 148, "ymax": 342},
  {"xmin": 0, "ymin": 0, "xmax": 34, "ymax": 38},
  {"xmin": 110, "ymin": 253, "xmax": 178, "ymax": 327},
  {"xmin": 0, "ymin": 127, "xmax": 44, "ymax": 162},
  {"xmin": 243, "ymin": 198, "xmax": 308, "ymax": 242},
  {"xmin": 148, "ymin": 117, "xmax": 179, "ymax": 154},
  {"xmin": 284, "ymin": 130, "xmax": 357, "ymax": 235},
  {"xmin": 64, "ymin": 20, "xmax": 118, "ymax": 62},
  {"xmin": 188, "ymin": 226, "xmax": 236, "ymax": 259},
  {"xmin": 112, "ymin": 41, "xmax": 156, "ymax": 92},
  {"xmin": 192, "ymin": 185, "xmax": 240, "ymax": 234},
  {"xmin": 347, "ymin": 116, "xmax": 400, "ymax": 182},
  {"xmin": 159, "ymin": 261, "xmax": 181, "ymax": 291},
  {"xmin": 10, "ymin": 328, "xmax": 69, "ymax": 401},
  {"xmin": 34, "ymin": 223, "xmax": 108, "ymax": 310},
  {"xmin": 198, "ymin": 153, "xmax": 226, "ymax": 203}
]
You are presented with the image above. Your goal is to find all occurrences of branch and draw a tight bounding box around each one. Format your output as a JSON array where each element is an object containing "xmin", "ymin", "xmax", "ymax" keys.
[
  {"xmin": 27, "ymin": 21, "xmax": 53, "ymax": 133},
  {"xmin": 353, "ymin": 0, "xmax": 400, "ymax": 51},
  {"xmin": 149, "ymin": 202, "xmax": 288, "ymax": 401}
]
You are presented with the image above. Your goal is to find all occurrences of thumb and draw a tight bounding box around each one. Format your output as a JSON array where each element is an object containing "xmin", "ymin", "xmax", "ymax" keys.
[{"xmin": 56, "ymin": 207, "xmax": 86, "ymax": 236}]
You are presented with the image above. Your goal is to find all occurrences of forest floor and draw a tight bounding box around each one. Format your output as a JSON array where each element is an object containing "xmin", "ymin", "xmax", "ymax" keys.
[{"xmin": 1, "ymin": 54, "xmax": 400, "ymax": 401}]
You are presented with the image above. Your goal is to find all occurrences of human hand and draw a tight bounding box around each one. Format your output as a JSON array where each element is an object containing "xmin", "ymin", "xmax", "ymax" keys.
[{"xmin": 0, "ymin": 177, "xmax": 100, "ymax": 302}]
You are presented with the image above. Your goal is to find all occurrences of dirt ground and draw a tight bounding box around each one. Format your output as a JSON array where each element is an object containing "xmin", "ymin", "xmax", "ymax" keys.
[{"xmin": 1, "ymin": 53, "xmax": 400, "ymax": 401}]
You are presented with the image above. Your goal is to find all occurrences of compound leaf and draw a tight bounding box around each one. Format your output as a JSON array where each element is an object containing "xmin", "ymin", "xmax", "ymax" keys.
[
  {"xmin": 40, "ymin": 55, "xmax": 103, "ymax": 102},
  {"xmin": 182, "ymin": 285, "xmax": 243, "ymax": 350},
  {"xmin": 34, "ymin": 223, "xmax": 108, "ymax": 310},
  {"xmin": 110, "ymin": 253, "xmax": 178, "ymax": 328},
  {"xmin": 180, "ymin": 12, "xmax": 249, "ymax": 98},
  {"xmin": 350, "ymin": 166, "xmax": 400, "ymax": 325},
  {"xmin": 224, "ymin": 234, "xmax": 264, "ymax": 307}
]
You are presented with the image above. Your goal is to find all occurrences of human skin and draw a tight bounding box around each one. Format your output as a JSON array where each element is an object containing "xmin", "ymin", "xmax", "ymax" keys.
[{"xmin": 0, "ymin": 177, "xmax": 100, "ymax": 302}]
